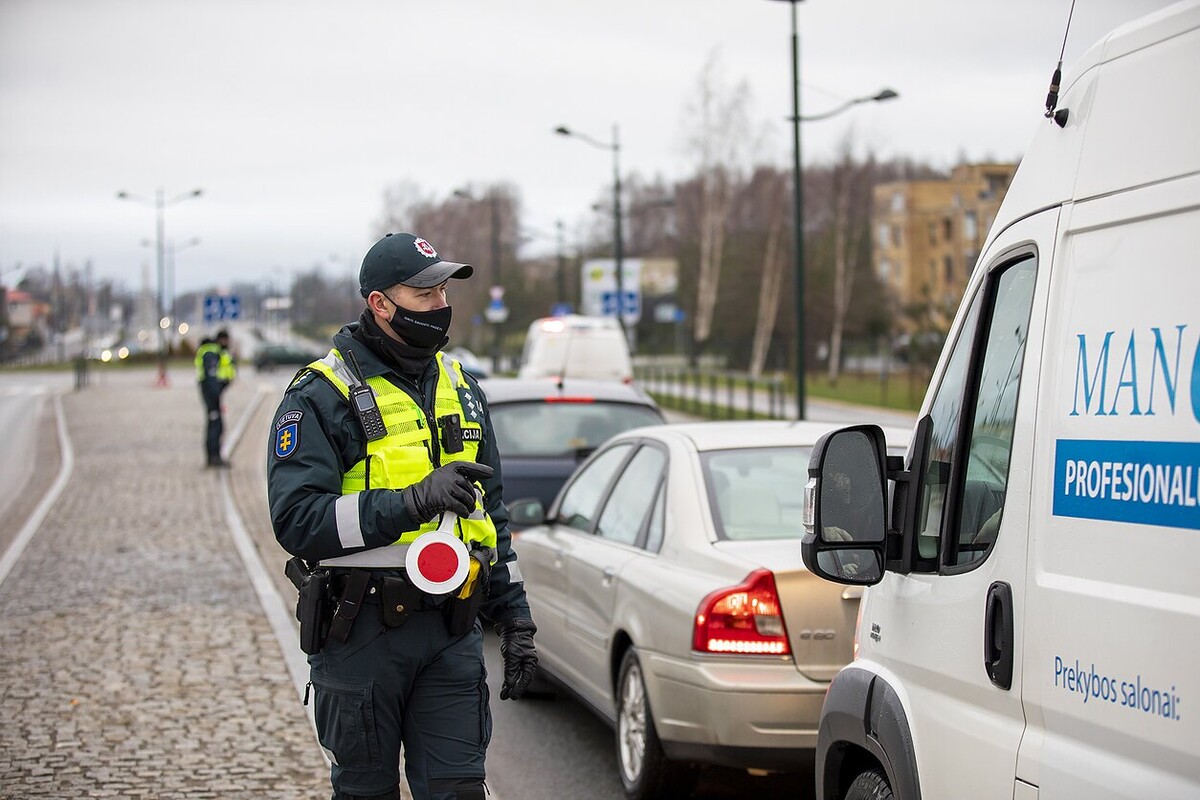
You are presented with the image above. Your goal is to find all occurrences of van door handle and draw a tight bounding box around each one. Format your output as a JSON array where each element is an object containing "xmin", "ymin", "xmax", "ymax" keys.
[{"xmin": 984, "ymin": 581, "xmax": 1014, "ymax": 690}]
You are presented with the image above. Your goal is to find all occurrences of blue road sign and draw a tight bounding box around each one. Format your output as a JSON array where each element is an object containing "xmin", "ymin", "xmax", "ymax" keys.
[
  {"xmin": 599, "ymin": 290, "xmax": 639, "ymax": 317},
  {"xmin": 203, "ymin": 294, "xmax": 241, "ymax": 323}
]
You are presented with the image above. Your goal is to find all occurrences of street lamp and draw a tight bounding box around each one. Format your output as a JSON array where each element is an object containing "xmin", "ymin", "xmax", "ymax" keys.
[
  {"xmin": 117, "ymin": 187, "xmax": 203, "ymax": 386},
  {"xmin": 454, "ymin": 188, "xmax": 505, "ymax": 372},
  {"xmin": 554, "ymin": 124, "xmax": 629, "ymax": 349},
  {"xmin": 142, "ymin": 236, "xmax": 200, "ymax": 325},
  {"xmin": 767, "ymin": 0, "xmax": 897, "ymax": 419}
]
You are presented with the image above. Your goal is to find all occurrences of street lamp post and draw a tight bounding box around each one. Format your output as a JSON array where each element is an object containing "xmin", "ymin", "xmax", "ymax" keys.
[
  {"xmin": 117, "ymin": 187, "xmax": 202, "ymax": 386},
  {"xmin": 554, "ymin": 124, "xmax": 628, "ymax": 349},
  {"xmin": 767, "ymin": 0, "xmax": 897, "ymax": 419},
  {"xmin": 142, "ymin": 236, "xmax": 201, "ymax": 326},
  {"xmin": 555, "ymin": 219, "xmax": 567, "ymax": 309}
]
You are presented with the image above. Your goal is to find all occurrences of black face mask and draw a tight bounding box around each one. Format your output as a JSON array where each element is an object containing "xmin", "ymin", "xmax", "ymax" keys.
[{"xmin": 383, "ymin": 294, "xmax": 452, "ymax": 348}]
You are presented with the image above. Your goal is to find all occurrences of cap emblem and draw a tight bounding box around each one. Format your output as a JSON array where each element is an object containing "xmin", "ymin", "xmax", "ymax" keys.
[{"xmin": 414, "ymin": 238, "xmax": 438, "ymax": 258}]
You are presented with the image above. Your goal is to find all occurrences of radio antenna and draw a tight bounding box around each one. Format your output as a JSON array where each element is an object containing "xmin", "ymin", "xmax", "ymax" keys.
[
  {"xmin": 557, "ymin": 316, "xmax": 575, "ymax": 392},
  {"xmin": 1044, "ymin": 0, "xmax": 1078, "ymax": 124}
]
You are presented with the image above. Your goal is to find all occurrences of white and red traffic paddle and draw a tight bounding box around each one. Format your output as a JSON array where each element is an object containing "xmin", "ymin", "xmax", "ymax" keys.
[{"xmin": 407, "ymin": 486, "xmax": 487, "ymax": 597}]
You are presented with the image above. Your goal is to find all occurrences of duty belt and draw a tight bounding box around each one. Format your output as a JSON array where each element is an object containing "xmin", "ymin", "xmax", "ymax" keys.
[{"xmin": 321, "ymin": 544, "xmax": 410, "ymax": 568}]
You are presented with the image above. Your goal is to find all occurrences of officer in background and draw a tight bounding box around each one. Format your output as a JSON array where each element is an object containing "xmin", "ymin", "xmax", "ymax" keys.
[
  {"xmin": 194, "ymin": 329, "xmax": 236, "ymax": 468},
  {"xmin": 267, "ymin": 233, "xmax": 538, "ymax": 800}
]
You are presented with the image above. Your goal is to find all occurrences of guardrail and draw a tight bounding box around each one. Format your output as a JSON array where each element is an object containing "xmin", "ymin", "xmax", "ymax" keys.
[{"xmin": 635, "ymin": 366, "xmax": 790, "ymax": 420}]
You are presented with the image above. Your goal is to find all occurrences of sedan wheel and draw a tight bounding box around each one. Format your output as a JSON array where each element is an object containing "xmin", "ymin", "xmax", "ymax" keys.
[{"xmin": 615, "ymin": 649, "xmax": 695, "ymax": 800}]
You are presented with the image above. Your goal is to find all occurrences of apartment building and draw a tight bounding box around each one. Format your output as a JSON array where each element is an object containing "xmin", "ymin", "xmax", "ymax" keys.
[{"xmin": 873, "ymin": 163, "xmax": 1017, "ymax": 329}]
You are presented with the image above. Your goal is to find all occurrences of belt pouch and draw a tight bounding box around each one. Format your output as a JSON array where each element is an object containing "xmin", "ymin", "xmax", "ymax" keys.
[
  {"xmin": 381, "ymin": 575, "xmax": 423, "ymax": 628},
  {"xmin": 445, "ymin": 552, "xmax": 490, "ymax": 637},
  {"xmin": 297, "ymin": 569, "xmax": 331, "ymax": 656},
  {"xmin": 327, "ymin": 569, "xmax": 371, "ymax": 643}
]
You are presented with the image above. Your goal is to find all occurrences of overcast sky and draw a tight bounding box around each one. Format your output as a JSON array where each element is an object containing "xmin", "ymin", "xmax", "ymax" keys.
[{"xmin": 0, "ymin": 0, "xmax": 1176, "ymax": 296}]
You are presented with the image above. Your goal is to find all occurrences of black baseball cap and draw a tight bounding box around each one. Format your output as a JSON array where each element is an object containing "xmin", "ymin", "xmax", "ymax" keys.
[{"xmin": 359, "ymin": 233, "xmax": 474, "ymax": 296}]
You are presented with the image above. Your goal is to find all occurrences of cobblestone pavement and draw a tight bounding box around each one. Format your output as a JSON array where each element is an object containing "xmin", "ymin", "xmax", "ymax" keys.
[{"xmin": 0, "ymin": 367, "xmax": 328, "ymax": 799}]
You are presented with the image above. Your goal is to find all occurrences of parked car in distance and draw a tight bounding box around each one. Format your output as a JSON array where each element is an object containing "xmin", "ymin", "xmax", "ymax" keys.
[
  {"xmin": 445, "ymin": 346, "xmax": 489, "ymax": 379},
  {"xmin": 479, "ymin": 377, "xmax": 665, "ymax": 521},
  {"xmin": 508, "ymin": 420, "xmax": 910, "ymax": 800},
  {"xmin": 517, "ymin": 315, "xmax": 633, "ymax": 383},
  {"xmin": 253, "ymin": 342, "xmax": 323, "ymax": 371}
]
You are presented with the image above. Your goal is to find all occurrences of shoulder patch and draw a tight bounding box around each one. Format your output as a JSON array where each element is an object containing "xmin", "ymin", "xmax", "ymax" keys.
[{"xmin": 274, "ymin": 411, "xmax": 302, "ymax": 459}]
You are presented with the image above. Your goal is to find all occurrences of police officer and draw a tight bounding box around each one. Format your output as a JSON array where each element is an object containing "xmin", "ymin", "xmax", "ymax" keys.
[
  {"xmin": 267, "ymin": 233, "xmax": 538, "ymax": 800},
  {"xmin": 195, "ymin": 329, "xmax": 236, "ymax": 467}
]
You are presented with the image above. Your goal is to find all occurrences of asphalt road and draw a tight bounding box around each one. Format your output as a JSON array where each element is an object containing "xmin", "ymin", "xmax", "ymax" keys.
[
  {"xmin": 234, "ymin": 370, "xmax": 812, "ymax": 799},
  {"xmin": 2, "ymin": 364, "xmax": 821, "ymax": 798},
  {"xmin": 0, "ymin": 372, "xmax": 70, "ymax": 561}
]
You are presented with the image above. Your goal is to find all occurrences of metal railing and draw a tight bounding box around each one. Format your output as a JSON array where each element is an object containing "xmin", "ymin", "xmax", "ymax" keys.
[{"xmin": 635, "ymin": 366, "xmax": 790, "ymax": 420}]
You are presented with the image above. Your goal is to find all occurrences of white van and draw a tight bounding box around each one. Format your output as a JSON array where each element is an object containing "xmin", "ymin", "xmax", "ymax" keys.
[
  {"xmin": 800, "ymin": 4, "xmax": 1200, "ymax": 799},
  {"xmin": 517, "ymin": 315, "xmax": 633, "ymax": 383}
]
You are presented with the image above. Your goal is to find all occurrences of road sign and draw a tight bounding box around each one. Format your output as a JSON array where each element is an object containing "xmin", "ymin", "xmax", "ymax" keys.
[
  {"xmin": 484, "ymin": 297, "xmax": 508, "ymax": 324},
  {"xmin": 600, "ymin": 290, "xmax": 639, "ymax": 320},
  {"xmin": 203, "ymin": 294, "xmax": 241, "ymax": 323},
  {"xmin": 581, "ymin": 259, "xmax": 643, "ymax": 324}
]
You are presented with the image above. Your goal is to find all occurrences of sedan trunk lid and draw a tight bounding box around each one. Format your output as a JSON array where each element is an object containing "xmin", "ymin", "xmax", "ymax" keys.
[{"xmin": 712, "ymin": 539, "xmax": 860, "ymax": 682}]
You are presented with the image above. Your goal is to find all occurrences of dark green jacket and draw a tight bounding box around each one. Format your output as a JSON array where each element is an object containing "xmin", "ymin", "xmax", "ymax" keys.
[{"xmin": 266, "ymin": 323, "xmax": 530, "ymax": 625}]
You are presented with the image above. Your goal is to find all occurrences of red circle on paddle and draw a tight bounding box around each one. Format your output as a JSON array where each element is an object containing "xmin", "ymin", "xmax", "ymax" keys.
[{"xmin": 417, "ymin": 541, "xmax": 459, "ymax": 583}]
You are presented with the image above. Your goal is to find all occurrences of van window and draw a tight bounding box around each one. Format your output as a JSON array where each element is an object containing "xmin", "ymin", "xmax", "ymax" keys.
[{"xmin": 914, "ymin": 254, "xmax": 1037, "ymax": 571}]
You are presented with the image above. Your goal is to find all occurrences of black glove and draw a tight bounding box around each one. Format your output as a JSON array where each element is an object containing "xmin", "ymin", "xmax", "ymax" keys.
[
  {"xmin": 495, "ymin": 617, "xmax": 538, "ymax": 700},
  {"xmin": 401, "ymin": 462, "xmax": 494, "ymax": 522}
]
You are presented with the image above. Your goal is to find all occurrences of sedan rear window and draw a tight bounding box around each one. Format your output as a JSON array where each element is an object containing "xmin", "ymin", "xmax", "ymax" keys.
[
  {"xmin": 489, "ymin": 401, "xmax": 663, "ymax": 457},
  {"xmin": 702, "ymin": 447, "xmax": 812, "ymax": 541}
]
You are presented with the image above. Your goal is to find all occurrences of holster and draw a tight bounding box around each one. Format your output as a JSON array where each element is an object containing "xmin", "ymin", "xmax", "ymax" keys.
[
  {"xmin": 380, "ymin": 575, "xmax": 424, "ymax": 628},
  {"xmin": 285, "ymin": 556, "xmax": 331, "ymax": 656},
  {"xmin": 445, "ymin": 548, "xmax": 492, "ymax": 637}
]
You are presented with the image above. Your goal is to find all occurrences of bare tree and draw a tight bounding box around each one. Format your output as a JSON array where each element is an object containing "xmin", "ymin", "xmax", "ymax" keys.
[
  {"xmin": 680, "ymin": 51, "xmax": 759, "ymax": 364},
  {"xmin": 748, "ymin": 168, "xmax": 789, "ymax": 377},
  {"xmin": 814, "ymin": 134, "xmax": 884, "ymax": 385},
  {"xmin": 376, "ymin": 180, "xmax": 433, "ymax": 236}
]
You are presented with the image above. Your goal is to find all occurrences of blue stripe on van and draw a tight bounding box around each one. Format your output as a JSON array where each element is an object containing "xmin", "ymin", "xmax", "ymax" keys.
[{"xmin": 1052, "ymin": 439, "xmax": 1200, "ymax": 531}]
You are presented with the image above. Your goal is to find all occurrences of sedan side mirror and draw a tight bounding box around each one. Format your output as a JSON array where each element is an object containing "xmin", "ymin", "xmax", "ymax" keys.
[
  {"xmin": 801, "ymin": 425, "xmax": 889, "ymax": 585},
  {"xmin": 507, "ymin": 497, "xmax": 547, "ymax": 530}
]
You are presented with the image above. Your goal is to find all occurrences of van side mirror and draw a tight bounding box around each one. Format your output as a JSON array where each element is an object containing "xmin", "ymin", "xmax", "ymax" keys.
[{"xmin": 802, "ymin": 426, "xmax": 889, "ymax": 585}]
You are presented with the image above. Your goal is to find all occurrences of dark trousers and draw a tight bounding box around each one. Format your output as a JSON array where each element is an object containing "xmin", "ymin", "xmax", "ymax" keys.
[
  {"xmin": 199, "ymin": 382, "xmax": 223, "ymax": 463},
  {"xmin": 309, "ymin": 600, "xmax": 490, "ymax": 800}
]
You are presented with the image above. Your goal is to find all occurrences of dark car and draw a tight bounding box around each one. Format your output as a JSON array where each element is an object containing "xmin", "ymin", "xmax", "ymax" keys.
[
  {"xmin": 253, "ymin": 342, "xmax": 323, "ymax": 371},
  {"xmin": 479, "ymin": 377, "xmax": 666, "ymax": 523}
]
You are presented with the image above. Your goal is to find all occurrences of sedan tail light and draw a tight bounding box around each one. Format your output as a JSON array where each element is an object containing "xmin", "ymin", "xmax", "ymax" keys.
[{"xmin": 692, "ymin": 568, "xmax": 791, "ymax": 656}]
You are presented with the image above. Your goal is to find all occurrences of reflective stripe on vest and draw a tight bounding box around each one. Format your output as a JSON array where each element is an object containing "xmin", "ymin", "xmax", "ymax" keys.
[{"xmin": 305, "ymin": 348, "xmax": 497, "ymax": 568}]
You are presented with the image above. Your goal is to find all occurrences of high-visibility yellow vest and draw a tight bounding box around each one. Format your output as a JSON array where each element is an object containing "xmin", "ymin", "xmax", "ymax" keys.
[
  {"xmin": 195, "ymin": 343, "xmax": 236, "ymax": 382},
  {"xmin": 302, "ymin": 348, "xmax": 498, "ymax": 564}
]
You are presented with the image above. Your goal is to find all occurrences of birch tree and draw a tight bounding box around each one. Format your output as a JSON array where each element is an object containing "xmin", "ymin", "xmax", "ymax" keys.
[
  {"xmin": 824, "ymin": 136, "xmax": 878, "ymax": 385},
  {"xmin": 681, "ymin": 51, "xmax": 758, "ymax": 363},
  {"xmin": 748, "ymin": 168, "xmax": 789, "ymax": 377}
]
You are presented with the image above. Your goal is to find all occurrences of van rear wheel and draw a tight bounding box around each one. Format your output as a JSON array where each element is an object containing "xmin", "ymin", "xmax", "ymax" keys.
[{"xmin": 845, "ymin": 768, "xmax": 893, "ymax": 800}]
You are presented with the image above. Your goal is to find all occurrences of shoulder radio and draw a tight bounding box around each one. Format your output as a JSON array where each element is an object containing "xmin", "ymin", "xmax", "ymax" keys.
[{"xmin": 346, "ymin": 350, "xmax": 387, "ymax": 441}]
